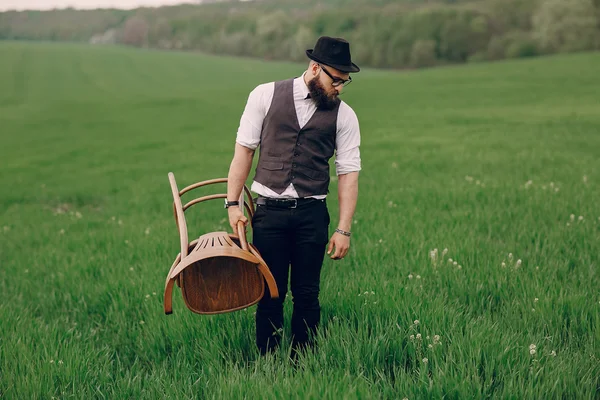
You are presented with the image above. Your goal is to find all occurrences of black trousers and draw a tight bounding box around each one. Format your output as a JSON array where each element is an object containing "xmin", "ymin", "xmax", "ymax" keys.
[{"xmin": 252, "ymin": 198, "xmax": 330, "ymax": 355}]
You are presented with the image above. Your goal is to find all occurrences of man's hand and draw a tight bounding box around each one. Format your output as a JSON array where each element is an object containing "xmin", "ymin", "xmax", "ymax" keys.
[
  {"xmin": 228, "ymin": 207, "xmax": 248, "ymax": 233},
  {"xmin": 327, "ymin": 231, "xmax": 350, "ymax": 260}
]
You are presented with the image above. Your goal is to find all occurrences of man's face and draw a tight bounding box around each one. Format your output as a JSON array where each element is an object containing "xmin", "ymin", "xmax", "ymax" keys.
[{"xmin": 307, "ymin": 64, "xmax": 350, "ymax": 110}]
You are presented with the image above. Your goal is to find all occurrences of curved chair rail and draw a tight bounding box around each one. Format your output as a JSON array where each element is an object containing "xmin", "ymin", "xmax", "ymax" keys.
[
  {"xmin": 180, "ymin": 178, "xmax": 256, "ymax": 217},
  {"xmin": 182, "ymin": 194, "xmax": 255, "ymax": 223}
]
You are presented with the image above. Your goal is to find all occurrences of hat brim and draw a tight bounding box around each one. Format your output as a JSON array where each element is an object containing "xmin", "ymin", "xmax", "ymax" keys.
[{"xmin": 306, "ymin": 49, "xmax": 360, "ymax": 73}]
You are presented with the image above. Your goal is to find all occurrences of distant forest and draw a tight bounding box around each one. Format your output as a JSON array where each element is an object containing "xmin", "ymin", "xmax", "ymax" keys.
[{"xmin": 1, "ymin": 0, "xmax": 599, "ymax": 69}]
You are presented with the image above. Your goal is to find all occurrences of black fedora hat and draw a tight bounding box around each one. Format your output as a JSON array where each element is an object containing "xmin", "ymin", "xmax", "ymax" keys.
[{"xmin": 306, "ymin": 36, "xmax": 360, "ymax": 73}]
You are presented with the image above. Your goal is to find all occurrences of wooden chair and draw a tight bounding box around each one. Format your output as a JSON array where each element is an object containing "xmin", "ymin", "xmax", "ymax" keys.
[{"xmin": 164, "ymin": 173, "xmax": 278, "ymax": 315}]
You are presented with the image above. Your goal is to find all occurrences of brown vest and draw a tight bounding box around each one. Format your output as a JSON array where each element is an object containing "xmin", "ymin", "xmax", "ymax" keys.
[{"xmin": 253, "ymin": 78, "xmax": 340, "ymax": 197}]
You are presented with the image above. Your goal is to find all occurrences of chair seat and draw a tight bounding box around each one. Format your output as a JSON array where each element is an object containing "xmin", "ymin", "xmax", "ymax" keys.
[
  {"xmin": 164, "ymin": 231, "xmax": 278, "ymax": 315},
  {"xmin": 181, "ymin": 254, "xmax": 264, "ymax": 314}
]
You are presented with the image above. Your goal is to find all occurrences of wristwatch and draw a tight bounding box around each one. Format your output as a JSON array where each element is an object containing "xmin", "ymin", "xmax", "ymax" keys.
[{"xmin": 224, "ymin": 199, "xmax": 240, "ymax": 209}]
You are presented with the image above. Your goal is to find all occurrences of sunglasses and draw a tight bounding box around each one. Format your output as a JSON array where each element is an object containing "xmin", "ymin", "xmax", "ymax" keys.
[{"xmin": 319, "ymin": 64, "xmax": 352, "ymax": 87}]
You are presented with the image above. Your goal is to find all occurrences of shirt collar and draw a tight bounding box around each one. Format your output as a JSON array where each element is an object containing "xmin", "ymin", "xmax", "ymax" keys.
[{"xmin": 294, "ymin": 72, "xmax": 311, "ymax": 101}]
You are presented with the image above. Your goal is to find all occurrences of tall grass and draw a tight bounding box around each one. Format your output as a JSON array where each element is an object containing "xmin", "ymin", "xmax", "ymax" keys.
[{"xmin": 0, "ymin": 42, "xmax": 599, "ymax": 399}]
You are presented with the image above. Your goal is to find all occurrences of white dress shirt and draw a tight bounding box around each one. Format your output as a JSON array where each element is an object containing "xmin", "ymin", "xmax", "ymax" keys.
[{"xmin": 236, "ymin": 72, "xmax": 361, "ymax": 199}]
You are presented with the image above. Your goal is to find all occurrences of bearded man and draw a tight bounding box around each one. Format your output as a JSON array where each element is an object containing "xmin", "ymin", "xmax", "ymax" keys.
[{"xmin": 225, "ymin": 36, "xmax": 362, "ymax": 357}]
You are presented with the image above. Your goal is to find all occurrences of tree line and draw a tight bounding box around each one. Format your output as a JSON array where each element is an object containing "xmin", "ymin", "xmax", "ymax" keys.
[{"xmin": 1, "ymin": 0, "xmax": 599, "ymax": 69}]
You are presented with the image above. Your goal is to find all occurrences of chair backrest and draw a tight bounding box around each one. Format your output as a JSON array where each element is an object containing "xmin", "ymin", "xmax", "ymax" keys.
[{"xmin": 168, "ymin": 173, "xmax": 255, "ymax": 258}]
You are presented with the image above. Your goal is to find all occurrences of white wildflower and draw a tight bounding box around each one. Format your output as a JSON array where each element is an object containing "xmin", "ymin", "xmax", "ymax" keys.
[
  {"xmin": 550, "ymin": 350, "xmax": 556, "ymax": 357},
  {"xmin": 516, "ymin": 259, "xmax": 522, "ymax": 268},
  {"xmin": 529, "ymin": 344, "xmax": 536, "ymax": 350},
  {"xmin": 416, "ymin": 334, "xmax": 422, "ymax": 340},
  {"xmin": 428, "ymin": 344, "xmax": 433, "ymax": 349},
  {"xmin": 422, "ymin": 358, "xmax": 428, "ymax": 364},
  {"xmin": 409, "ymin": 335, "xmax": 415, "ymax": 340},
  {"xmin": 501, "ymin": 262, "xmax": 506, "ymax": 268},
  {"xmin": 530, "ymin": 349, "xmax": 536, "ymax": 355},
  {"xmin": 442, "ymin": 248, "xmax": 448, "ymax": 257},
  {"xmin": 578, "ymin": 216, "xmax": 583, "ymax": 222},
  {"xmin": 416, "ymin": 275, "xmax": 421, "ymax": 279},
  {"xmin": 508, "ymin": 253, "xmax": 513, "ymax": 261},
  {"xmin": 534, "ymin": 298, "xmax": 539, "ymax": 303},
  {"xmin": 429, "ymin": 249, "xmax": 438, "ymax": 260},
  {"xmin": 408, "ymin": 274, "xmax": 413, "ymax": 279},
  {"xmin": 414, "ymin": 320, "xmax": 420, "ymax": 325}
]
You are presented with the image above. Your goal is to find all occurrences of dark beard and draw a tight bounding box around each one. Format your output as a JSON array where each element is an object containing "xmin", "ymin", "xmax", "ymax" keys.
[{"xmin": 307, "ymin": 77, "xmax": 340, "ymax": 110}]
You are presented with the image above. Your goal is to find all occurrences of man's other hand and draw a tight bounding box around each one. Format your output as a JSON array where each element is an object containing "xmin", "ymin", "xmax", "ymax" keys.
[{"xmin": 327, "ymin": 232, "xmax": 350, "ymax": 260}]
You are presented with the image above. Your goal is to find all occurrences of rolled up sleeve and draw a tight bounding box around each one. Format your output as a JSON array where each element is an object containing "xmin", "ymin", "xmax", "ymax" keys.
[
  {"xmin": 335, "ymin": 103, "xmax": 362, "ymax": 175},
  {"xmin": 236, "ymin": 83, "xmax": 273, "ymax": 150}
]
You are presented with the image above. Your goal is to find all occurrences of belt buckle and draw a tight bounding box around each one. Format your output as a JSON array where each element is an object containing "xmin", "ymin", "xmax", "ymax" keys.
[{"xmin": 290, "ymin": 199, "xmax": 297, "ymax": 209}]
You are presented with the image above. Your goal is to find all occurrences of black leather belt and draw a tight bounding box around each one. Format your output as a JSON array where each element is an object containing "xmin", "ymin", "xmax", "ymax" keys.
[{"xmin": 255, "ymin": 196, "xmax": 323, "ymax": 209}]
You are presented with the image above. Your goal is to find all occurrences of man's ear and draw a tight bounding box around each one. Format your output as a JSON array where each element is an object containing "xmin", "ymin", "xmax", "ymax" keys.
[{"xmin": 309, "ymin": 61, "xmax": 319, "ymax": 76}]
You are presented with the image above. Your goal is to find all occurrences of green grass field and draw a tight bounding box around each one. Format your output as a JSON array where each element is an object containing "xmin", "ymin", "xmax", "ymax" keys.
[{"xmin": 0, "ymin": 41, "xmax": 599, "ymax": 399}]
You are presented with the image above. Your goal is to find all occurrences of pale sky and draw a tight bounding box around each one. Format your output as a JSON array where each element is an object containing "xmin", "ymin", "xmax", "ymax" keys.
[{"xmin": 0, "ymin": 0, "xmax": 194, "ymax": 11}]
